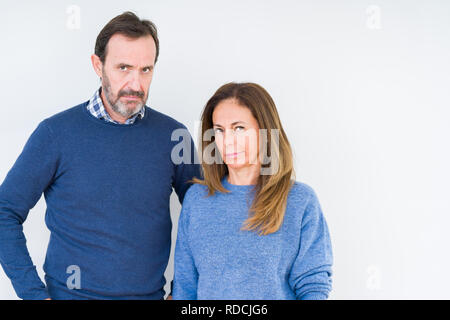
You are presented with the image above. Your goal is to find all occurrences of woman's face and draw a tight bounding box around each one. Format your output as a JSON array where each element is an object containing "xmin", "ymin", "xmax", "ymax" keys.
[{"xmin": 212, "ymin": 99, "xmax": 260, "ymax": 169}]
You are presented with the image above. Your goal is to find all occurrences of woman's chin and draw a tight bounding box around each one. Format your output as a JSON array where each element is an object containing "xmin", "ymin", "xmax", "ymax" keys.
[
  {"xmin": 225, "ymin": 162, "xmax": 248, "ymax": 170},
  {"xmin": 224, "ymin": 159, "xmax": 258, "ymax": 170}
]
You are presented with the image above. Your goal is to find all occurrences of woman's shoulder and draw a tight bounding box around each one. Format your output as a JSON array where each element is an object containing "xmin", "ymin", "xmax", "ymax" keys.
[
  {"xmin": 182, "ymin": 182, "xmax": 210, "ymax": 205},
  {"xmin": 179, "ymin": 182, "xmax": 217, "ymax": 225},
  {"xmin": 288, "ymin": 180, "xmax": 318, "ymax": 204},
  {"xmin": 285, "ymin": 180, "xmax": 323, "ymax": 219}
]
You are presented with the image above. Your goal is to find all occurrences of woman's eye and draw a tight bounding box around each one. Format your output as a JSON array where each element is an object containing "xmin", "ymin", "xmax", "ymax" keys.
[
  {"xmin": 235, "ymin": 126, "xmax": 245, "ymax": 132},
  {"xmin": 213, "ymin": 128, "xmax": 223, "ymax": 134}
]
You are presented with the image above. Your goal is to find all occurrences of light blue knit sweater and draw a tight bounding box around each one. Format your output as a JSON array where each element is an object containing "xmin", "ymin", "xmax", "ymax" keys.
[{"xmin": 173, "ymin": 175, "xmax": 333, "ymax": 300}]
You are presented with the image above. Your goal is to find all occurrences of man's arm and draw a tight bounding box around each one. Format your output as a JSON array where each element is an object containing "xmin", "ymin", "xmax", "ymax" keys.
[
  {"xmin": 171, "ymin": 124, "xmax": 202, "ymax": 204},
  {"xmin": 0, "ymin": 120, "xmax": 59, "ymax": 299},
  {"xmin": 169, "ymin": 124, "xmax": 201, "ymax": 300},
  {"xmin": 172, "ymin": 191, "xmax": 198, "ymax": 300},
  {"xmin": 166, "ymin": 280, "xmax": 174, "ymax": 300}
]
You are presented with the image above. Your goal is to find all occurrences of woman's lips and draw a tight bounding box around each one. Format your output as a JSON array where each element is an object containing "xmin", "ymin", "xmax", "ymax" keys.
[{"xmin": 225, "ymin": 151, "xmax": 244, "ymax": 157}]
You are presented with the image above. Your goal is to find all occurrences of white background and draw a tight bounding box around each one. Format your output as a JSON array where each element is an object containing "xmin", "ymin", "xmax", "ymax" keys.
[{"xmin": 0, "ymin": 0, "xmax": 449, "ymax": 299}]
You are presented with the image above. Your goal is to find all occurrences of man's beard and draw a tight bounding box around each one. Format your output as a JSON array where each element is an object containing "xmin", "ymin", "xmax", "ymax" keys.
[{"xmin": 101, "ymin": 71, "xmax": 147, "ymax": 118}]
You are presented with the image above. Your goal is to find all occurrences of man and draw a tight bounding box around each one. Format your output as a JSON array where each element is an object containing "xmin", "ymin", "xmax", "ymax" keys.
[{"xmin": 0, "ymin": 11, "xmax": 201, "ymax": 300}]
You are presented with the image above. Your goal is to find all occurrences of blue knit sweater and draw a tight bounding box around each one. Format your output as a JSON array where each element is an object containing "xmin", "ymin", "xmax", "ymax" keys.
[
  {"xmin": 0, "ymin": 102, "xmax": 201, "ymax": 299},
  {"xmin": 173, "ymin": 176, "xmax": 333, "ymax": 300}
]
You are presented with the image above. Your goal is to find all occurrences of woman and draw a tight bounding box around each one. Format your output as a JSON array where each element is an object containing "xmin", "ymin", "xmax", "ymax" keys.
[{"xmin": 172, "ymin": 82, "xmax": 333, "ymax": 300}]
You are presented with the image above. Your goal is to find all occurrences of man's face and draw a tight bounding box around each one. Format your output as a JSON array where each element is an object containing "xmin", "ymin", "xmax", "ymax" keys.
[{"xmin": 98, "ymin": 33, "xmax": 156, "ymax": 118}]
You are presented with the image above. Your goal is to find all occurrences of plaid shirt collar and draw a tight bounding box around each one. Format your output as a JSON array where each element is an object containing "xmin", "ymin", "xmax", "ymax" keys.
[{"xmin": 86, "ymin": 87, "xmax": 145, "ymax": 125}]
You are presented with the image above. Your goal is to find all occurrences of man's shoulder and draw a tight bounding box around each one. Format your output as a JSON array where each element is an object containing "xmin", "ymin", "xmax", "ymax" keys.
[
  {"xmin": 43, "ymin": 101, "xmax": 89, "ymax": 127},
  {"xmin": 145, "ymin": 106, "xmax": 190, "ymax": 131}
]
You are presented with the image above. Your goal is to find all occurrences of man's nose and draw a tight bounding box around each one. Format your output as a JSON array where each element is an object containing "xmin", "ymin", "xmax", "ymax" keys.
[{"xmin": 127, "ymin": 71, "xmax": 142, "ymax": 92}]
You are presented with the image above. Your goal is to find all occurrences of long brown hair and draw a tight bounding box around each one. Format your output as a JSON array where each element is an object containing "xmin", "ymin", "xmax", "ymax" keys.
[{"xmin": 192, "ymin": 82, "xmax": 295, "ymax": 235}]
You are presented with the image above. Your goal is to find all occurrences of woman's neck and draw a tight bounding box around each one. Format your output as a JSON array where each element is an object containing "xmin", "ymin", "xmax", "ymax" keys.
[{"xmin": 227, "ymin": 164, "xmax": 260, "ymax": 185}]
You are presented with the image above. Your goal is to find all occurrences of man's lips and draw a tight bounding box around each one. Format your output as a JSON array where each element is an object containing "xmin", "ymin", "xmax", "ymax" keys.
[{"xmin": 121, "ymin": 95, "xmax": 141, "ymax": 100}]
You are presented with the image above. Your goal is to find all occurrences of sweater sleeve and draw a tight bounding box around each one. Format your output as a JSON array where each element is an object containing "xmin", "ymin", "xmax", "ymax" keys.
[
  {"xmin": 172, "ymin": 189, "xmax": 198, "ymax": 300},
  {"xmin": 0, "ymin": 120, "xmax": 59, "ymax": 300},
  {"xmin": 288, "ymin": 188, "xmax": 333, "ymax": 300},
  {"xmin": 171, "ymin": 124, "xmax": 202, "ymax": 205}
]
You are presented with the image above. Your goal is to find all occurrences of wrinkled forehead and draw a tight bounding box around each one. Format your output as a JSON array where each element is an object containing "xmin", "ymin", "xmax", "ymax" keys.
[{"xmin": 104, "ymin": 33, "xmax": 156, "ymax": 66}]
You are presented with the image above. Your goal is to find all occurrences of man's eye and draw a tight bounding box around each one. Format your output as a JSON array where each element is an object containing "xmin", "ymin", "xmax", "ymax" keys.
[
  {"xmin": 143, "ymin": 68, "xmax": 151, "ymax": 73},
  {"xmin": 120, "ymin": 66, "xmax": 128, "ymax": 71}
]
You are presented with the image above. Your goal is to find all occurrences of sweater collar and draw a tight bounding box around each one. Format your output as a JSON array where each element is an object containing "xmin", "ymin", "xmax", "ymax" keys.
[{"xmin": 221, "ymin": 175, "xmax": 257, "ymax": 194}]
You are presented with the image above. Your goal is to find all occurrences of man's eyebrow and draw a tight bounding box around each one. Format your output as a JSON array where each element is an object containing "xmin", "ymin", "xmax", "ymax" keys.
[
  {"xmin": 116, "ymin": 63, "xmax": 133, "ymax": 67},
  {"xmin": 115, "ymin": 63, "xmax": 154, "ymax": 70}
]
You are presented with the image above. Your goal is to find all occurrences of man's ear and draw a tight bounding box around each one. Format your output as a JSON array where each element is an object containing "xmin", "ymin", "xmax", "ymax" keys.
[{"xmin": 91, "ymin": 54, "xmax": 103, "ymax": 78}]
